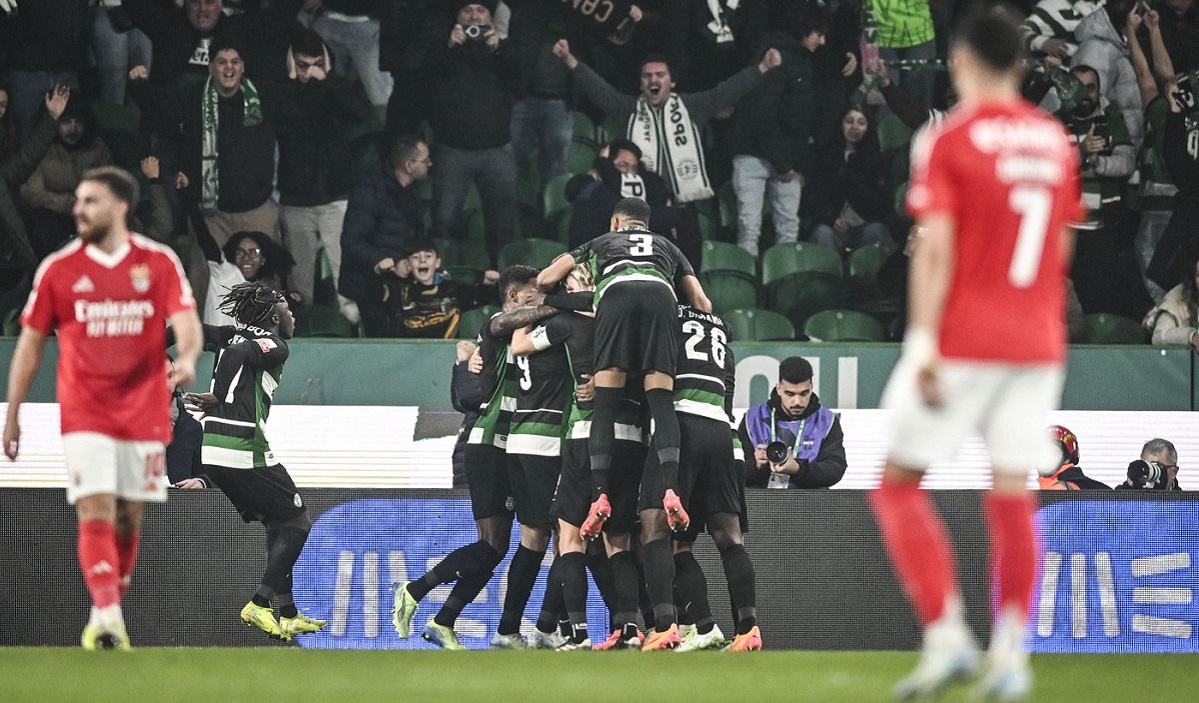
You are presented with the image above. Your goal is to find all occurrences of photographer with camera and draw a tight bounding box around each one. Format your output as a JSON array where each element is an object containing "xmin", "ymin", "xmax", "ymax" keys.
[
  {"xmin": 428, "ymin": 1, "xmax": 516, "ymax": 266},
  {"xmin": 1054, "ymin": 63, "xmax": 1136, "ymax": 314},
  {"xmin": 737, "ymin": 356, "xmax": 846, "ymax": 490},
  {"xmin": 1119, "ymin": 437, "xmax": 1184, "ymax": 490}
]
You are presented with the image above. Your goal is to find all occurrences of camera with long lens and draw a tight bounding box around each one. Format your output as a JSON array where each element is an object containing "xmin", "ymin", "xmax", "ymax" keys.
[
  {"xmin": 1126, "ymin": 460, "xmax": 1166, "ymax": 489},
  {"xmin": 463, "ymin": 23, "xmax": 491, "ymax": 40},
  {"xmin": 766, "ymin": 440, "xmax": 790, "ymax": 465}
]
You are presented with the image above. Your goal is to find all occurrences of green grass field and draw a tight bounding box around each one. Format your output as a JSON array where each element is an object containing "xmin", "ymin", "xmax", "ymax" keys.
[{"xmin": 2, "ymin": 649, "xmax": 1197, "ymax": 702}]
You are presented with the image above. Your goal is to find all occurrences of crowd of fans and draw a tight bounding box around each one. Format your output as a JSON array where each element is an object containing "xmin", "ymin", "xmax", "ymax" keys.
[{"xmin": 0, "ymin": 0, "xmax": 1196, "ymax": 342}]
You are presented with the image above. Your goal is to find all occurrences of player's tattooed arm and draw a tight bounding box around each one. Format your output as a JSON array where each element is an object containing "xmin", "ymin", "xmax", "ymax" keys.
[{"xmin": 489, "ymin": 305, "xmax": 559, "ymax": 336}]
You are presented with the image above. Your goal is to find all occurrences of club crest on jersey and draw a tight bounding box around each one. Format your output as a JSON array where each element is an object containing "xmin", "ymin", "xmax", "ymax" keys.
[{"xmin": 130, "ymin": 264, "xmax": 151, "ymax": 293}]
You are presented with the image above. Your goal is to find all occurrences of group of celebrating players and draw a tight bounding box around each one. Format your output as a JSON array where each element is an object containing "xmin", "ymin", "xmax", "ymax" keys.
[
  {"xmin": 6, "ymin": 6, "xmax": 1083, "ymax": 699},
  {"xmin": 390, "ymin": 196, "xmax": 761, "ymax": 652}
]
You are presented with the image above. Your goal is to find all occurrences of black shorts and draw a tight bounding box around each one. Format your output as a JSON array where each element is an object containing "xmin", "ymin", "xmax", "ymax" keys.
[
  {"xmin": 593, "ymin": 281, "xmax": 678, "ymax": 375},
  {"xmin": 551, "ymin": 439, "xmax": 590, "ymax": 528},
  {"xmin": 205, "ymin": 464, "xmax": 305, "ymax": 524},
  {"xmin": 639, "ymin": 414, "xmax": 741, "ymax": 520},
  {"xmin": 508, "ymin": 452, "xmax": 561, "ymax": 529},
  {"xmin": 465, "ymin": 443, "xmax": 513, "ymax": 521}
]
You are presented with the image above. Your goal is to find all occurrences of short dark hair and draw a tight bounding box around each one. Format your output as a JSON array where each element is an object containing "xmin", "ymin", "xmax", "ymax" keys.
[
  {"xmin": 389, "ymin": 134, "xmax": 424, "ymax": 169},
  {"xmin": 405, "ymin": 239, "xmax": 440, "ymax": 258},
  {"xmin": 208, "ymin": 36, "xmax": 244, "ymax": 64},
  {"xmin": 82, "ymin": 166, "xmax": 140, "ymax": 210},
  {"xmin": 779, "ymin": 356, "xmax": 814, "ymax": 385},
  {"xmin": 640, "ymin": 54, "xmax": 674, "ymax": 77},
  {"xmin": 607, "ymin": 138, "xmax": 642, "ymax": 161},
  {"xmin": 290, "ymin": 28, "xmax": 327, "ymax": 58},
  {"xmin": 1070, "ymin": 64, "xmax": 1101, "ymax": 90},
  {"xmin": 612, "ymin": 197, "xmax": 651, "ymax": 226},
  {"xmin": 1105, "ymin": 0, "xmax": 1136, "ymax": 31},
  {"xmin": 951, "ymin": 6, "xmax": 1024, "ymax": 73},
  {"xmin": 497, "ymin": 264, "xmax": 539, "ymax": 300}
]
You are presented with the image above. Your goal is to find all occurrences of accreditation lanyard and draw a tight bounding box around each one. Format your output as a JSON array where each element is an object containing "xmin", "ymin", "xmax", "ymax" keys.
[{"xmin": 770, "ymin": 407, "xmax": 805, "ymax": 461}]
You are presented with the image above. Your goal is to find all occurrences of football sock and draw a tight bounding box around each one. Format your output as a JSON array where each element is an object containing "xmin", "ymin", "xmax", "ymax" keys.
[
  {"xmin": 609, "ymin": 550, "xmax": 640, "ymax": 633},
  {"xmin": 277, "ymin": 593, "xmax": 298, "ymax": 619},
  {"xmin": 645, "ymin": 389, "xmax": 681, "ymax": 491},
  {"xmin": 641, "ymin": 539, "xmax": 676, "ymax": 631},
  {"xmin": 78, "ymin": 520, "xmax": 121, "ymax": 610},
  {"xmin": 252, "ymin": 591, "xmax": 273, "ymax": 609},
  {"xmin": 984, "ymin": 491, "xmax": 1037, "ymax": 617},
  {"xmin": 411, "ymin": 540, "xmax": 501, "ymax": 601},
  {"xmin": 535, "ymin": 556, "xmax": 566, "ymax": 634},
  {"xmin": 262, "ymin": 527, "xmax": 308, "ymax": 600},
  {"xmin": 588, "ymin": 386, "xmax": 622, "ymax": 499},
  {"xmin": 585, "ymin": 546, "xmax": 615, "ymax": 612},
  {"xmin": 673, "ymin": 551, "xmax": 712, "ymax": 633},
  {"xmin": 115, "ymin": 530, "xmax": 139, "ymax": 599},
  {"xmin": 497, "ymin": 546, "xmax": 544, "ymax": 635},
  {"xmin": 434, "ymin": 570, "xmax": 494, "ymax": 629},
  {"xmin": 719, "ymin": 543, "xmax": 757, "ymax": 633},
  {"xmin": 559, "ymin": 552, "xmax": 589, "ymax": 640},
  {"xmin": 869, "ymin": 477, "xmax": 957, "ymax": 626}
]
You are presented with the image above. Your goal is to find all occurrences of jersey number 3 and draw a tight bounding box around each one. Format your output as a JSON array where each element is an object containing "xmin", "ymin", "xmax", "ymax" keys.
[
  {"xmin": 1008, "ymin": 186, "xmax": 1052, "ymax": 288},
  {"xmin": 629, "ymin": 234, "xmax": 654, "ymax": 256}
]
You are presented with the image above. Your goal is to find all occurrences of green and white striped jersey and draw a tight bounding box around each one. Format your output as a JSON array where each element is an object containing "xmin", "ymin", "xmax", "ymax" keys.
[{"xmin": 199, "ymin": 324, "xmax": 288, "ymax": 470}]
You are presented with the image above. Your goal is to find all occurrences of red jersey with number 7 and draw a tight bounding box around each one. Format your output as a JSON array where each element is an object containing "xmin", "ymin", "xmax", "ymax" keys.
[
  {"xmin": 906, "ymin": 101, "xmax": 1082, "ymax": 363},
  {"xmin": 20, "ymin": 235, "xmax": 196, "ymax": 442}
]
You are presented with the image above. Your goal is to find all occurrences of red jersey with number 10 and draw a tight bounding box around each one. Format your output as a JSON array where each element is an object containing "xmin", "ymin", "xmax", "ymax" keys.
[
  {"xmin": 906, "ymin": 101, "xmax": 1082, "ymax": 363},
  {"xmin": 20, "ymin": 235, "xmax": 196, "ymax": 442}
]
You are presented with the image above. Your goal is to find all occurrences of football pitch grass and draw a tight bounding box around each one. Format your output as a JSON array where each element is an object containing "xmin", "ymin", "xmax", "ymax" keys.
[{"xmin": 3, "ymin": 648, "xmax": 1197, "ymax": 702}]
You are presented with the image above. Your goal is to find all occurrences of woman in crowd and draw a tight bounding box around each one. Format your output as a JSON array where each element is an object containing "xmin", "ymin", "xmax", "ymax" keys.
[{"xmin": 807, "ymin": 105, "xmax": 896, "ymax": 258}]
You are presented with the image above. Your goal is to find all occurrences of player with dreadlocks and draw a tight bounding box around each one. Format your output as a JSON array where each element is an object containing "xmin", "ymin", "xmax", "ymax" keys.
[{"xmin": 180, "ymin": 282, "xmax": 327, "ymax": 642}]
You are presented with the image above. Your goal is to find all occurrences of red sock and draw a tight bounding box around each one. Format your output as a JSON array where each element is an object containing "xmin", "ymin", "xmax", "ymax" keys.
[
  {"xmin": 983, "ymin": 491, "xmax": 1037, "ymax": 618},
  {"xmin": 78, "ymin": 520, "xmax": 121, "ymax": 609},
  {"xmin": 116, "ymin": 531, "xmax": 140, "ymax": 599},
  {"xmin": 869, "ymin": 477, "xmax": 958, "ymax": 626}
]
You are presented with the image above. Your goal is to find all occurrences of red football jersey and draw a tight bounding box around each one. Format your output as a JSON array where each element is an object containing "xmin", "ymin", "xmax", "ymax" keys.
[
  {"xmin": 906, "ymin": 101, "xmax": 1082, "ymax": 363},
  {"xmin": 21, "ymin": 235, "xmax": 197, "ymax": 442}
]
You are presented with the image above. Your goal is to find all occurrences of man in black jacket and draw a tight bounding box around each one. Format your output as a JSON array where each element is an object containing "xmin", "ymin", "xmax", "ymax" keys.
[
  {"xmin": 729, "ymin": 7, "xmax": 824, "ymax": 258},
  {"xmin": 173, "ymin": 39, "xmax": 285, "ymax": 304},
  {"xmin": 278, "ymin": 29, "xmax": 371, "ymax": 314},
  {"xmin": 737, "ymin": 356, "xmax": 847, "ymax": 489},
  {"xmin": 428, "ymin": 1, "xmax": 516, "ymax": 263},
  {"xmin": 339, "ymin": 134, "xmax": 430, "ymax": 337}
]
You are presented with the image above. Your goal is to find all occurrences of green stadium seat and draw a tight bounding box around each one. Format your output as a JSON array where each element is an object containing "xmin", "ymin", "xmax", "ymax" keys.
[
  {"xmin": 722, "ymin": 308, "xmax": 796, "ymax": 341},
  {"xmin": 497, "ymin": 237, "xmax": 567, "ymax": 269},
  {"xmin": 542, "ymin": 172, "xmax": 574, "ymax": 223},
  {"xmin": 567, "ymin": 141, "xmax": 597, "ymax": 175},
  {"xmin": 1082, "ymin": 313, "xmax": 1146, "ymax": 344},
  {"xmin": 294, "ymin": 305, "xmax": 354, "ymax": 338},
  {"xmin": 847, "ymin": 244, "xmax": 886, "ymax": 285},
  {"xmin": 760, "ymin": 241, "xmax": 843, "ymax": 287},
  {"xmin": 457, "ymin": 305, "xmax": 499, "ymax": 340},
  {"xmin": 572, "ymin": 111, "xmax": 599, "ymax": 149},
  {"xmin": 703, "ymin": 271, "xmax": 759, "ymax": 314},
  {"xmin": 803, "ymin": 309, "xmax": 885, "ymax": 342},
  {"xmin": 701, "ymin": 240, "xmax": 756, "ymax": 278},
  {"xmin": 696, "ymin": 210, "xmax": 722, "ymax": 241},
  {"xmin": 445, "ymin": 266, "xmax": 483, "ymax": 285},
  {"xmin": 877, "ymin": 114, "xmax": 913, "ymax": 153}
]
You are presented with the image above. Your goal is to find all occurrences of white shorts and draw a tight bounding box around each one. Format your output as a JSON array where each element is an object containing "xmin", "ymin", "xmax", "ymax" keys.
[
  {"xmin": 62, "ymin": 432, "xmax": 168, "ymax": 504},
  {"xmin": 882, "ymin": 360, "xmax": 1065, "ymax": 475}
]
